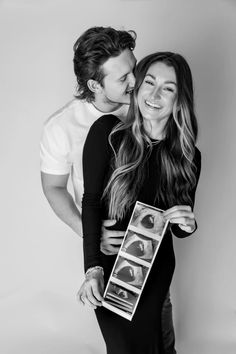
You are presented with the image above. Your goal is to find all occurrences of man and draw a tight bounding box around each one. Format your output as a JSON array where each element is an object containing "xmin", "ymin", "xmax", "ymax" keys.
[{"xmin": 40, "ymin": 26, "xmax": 176, "ymax": 353}]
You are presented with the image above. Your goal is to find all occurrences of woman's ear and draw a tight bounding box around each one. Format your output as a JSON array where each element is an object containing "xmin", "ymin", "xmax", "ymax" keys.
[{"xmin": 87, "ymin": 79, "xmax": 102, "ymax": 94}]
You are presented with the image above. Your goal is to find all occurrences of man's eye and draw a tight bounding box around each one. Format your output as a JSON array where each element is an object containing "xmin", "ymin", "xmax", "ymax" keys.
[{"xmin": 120, "ymin": 77, "xmax": 127, "ymax": 82}]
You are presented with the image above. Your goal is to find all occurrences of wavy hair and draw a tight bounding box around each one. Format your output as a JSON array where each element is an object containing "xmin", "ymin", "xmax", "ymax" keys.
[
  {"xmin": 103, "ymin": 52, "xmax": 198, "ymax": 220},
  {"xmin": 73, "ymin": 26, "xmax": 136, "ymax": 102}
]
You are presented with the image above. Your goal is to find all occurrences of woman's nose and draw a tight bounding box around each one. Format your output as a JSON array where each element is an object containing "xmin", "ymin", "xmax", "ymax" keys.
[{"xmin": 150, "ymin": 87, "xmax": 161, "ymax": 100}]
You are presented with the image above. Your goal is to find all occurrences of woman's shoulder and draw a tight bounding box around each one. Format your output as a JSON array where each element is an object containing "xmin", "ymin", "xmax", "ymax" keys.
[
  {"xmin": 91, "ymin": 114, "xmax": 120, "ymax": 133},
  {"xmin": 193, "ymin": 146, "xmax": 201, "ymax": 179},
  {"xmin": 86, "ymin": 115, "xmax": 121, "ymax": 144},
  {"xmin": 195, "ymin": 146, "xmax": 201, "ymax": 159},
  {"xmin": 194, "ymin": 146, "xmax": 201, "ymax": 163}
]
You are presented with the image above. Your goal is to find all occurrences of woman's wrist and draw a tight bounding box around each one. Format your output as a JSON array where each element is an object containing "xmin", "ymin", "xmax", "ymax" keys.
[
  {"xmin": 171, "ymin": 221, "xmax": 198, "ymax": 238},
  {"xmin": 85, "ymin": 266, "xmax": 104, "ymax": 279}
]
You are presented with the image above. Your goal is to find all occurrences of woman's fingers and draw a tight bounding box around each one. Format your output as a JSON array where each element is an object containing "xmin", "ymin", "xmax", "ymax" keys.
[
  {"xmin": 77, "ymin": 274, "xmax": 104, "ymax": 309},
  {"xmin": 163, "ymin": 205, "xmax": 196, "ymax": 232},
  {"xmin": 82, "ymin": 296, "xmax": 97, "ymax": 309},
  {"xmin": 163, "ymin": 206, "xmax": 193, "ymax": 222},
  {"xmin": 92, "ymin": 281, "xmax": 104, "ymax": 303},
  {"xmin": 163, "ymin": 205, "xmax": 192, "ymax": 219},
  {"xmin": 78, "ymin": 288, "xmax": 102, "ymax": 309},
  {"xmin": 77, "ymin": 280, "xmax": 86, "ymax": 304},
  {"xmin": 86, "ymin": 283, "xmax": 103, "ymax": 307},
  {"xmin": 168, "ymin": 214, "xmax": 195, "ymax": 224}
]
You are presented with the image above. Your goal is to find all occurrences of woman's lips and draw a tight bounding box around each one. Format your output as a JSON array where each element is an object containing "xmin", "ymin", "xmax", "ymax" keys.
[{"xmin": 145, "ymin": 100, "xmax": 161, "ymax": 109}]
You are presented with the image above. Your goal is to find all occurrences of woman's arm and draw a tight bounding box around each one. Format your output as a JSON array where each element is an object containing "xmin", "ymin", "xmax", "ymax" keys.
[
  {"xmin": 163, "ymin": 148, "xmax": 202, "ymax": 238},
  {"xmin": 79, "ymin": 115, "xmax": 119, "ymax": 308},
  {"xmin": 82, "ymin": 115, "xmax": 119, "ymax": 271}
]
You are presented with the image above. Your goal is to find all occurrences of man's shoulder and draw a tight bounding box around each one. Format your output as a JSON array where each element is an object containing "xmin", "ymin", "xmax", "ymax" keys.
[{"xmin": 44, "ymin": 99, "xmax": 82, "ymax": 128}]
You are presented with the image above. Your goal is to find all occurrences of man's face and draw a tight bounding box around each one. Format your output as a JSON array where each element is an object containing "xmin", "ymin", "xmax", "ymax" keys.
[{"xmin": 100, "ymin": 49, "xmax": 136, "ymax": 106}]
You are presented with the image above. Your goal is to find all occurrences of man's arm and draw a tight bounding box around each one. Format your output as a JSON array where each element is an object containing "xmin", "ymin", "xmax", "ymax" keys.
[
  {"xmin": 41, "ymin": 172, "xmax": 83, "ymax": 237},
  {"xmin": 41, "ymin": 172, "xmax": 125, "ymax": 248}
]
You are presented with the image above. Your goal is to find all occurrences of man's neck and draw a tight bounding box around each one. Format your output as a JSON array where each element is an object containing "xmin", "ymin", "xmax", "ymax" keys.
[{"xmin": 91, "ymin": 99, "xmax": 124, "ymax": 114}]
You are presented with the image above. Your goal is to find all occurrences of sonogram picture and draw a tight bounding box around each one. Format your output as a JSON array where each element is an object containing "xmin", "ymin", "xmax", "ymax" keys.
[{"xmin": 102, "ymin": 201, "xmax": 169, "ymax": 320}]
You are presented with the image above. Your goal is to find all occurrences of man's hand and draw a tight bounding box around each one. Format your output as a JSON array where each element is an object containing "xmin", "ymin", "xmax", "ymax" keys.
[
  {"xmin": 163, "ymin": 205, "xmax": 196, "ymax": 233},
  {"xmin": 77, "ymin": 269, "xmax": 104, "ymax": 309},
  {"xmin": 100, "ymin": 219, "xmax": 125, "ymax": 255}
]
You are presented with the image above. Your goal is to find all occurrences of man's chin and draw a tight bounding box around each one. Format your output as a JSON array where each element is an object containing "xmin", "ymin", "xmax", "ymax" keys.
[
  {"xmin": 105, "ymin": 95, "xmax": 131, "ymax": 107},
  {"xmin": 121, "ymin": 96, "xmax": 131, "ymax": 105}
]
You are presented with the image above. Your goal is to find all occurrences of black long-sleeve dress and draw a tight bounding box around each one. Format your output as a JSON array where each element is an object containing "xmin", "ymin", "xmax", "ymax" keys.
[{"xmin": 82, "ymin": 115, "xmax": 201, "ymax": 354}]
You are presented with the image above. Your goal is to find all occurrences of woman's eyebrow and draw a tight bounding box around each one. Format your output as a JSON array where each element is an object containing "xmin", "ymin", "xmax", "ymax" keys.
[
  {"xmin": 145, "ymin": 73, "xmax": 177, "ymax": 85},
  {"xmin": 145, "ymin": 74, "xmax": 155, "ymax": 80}
]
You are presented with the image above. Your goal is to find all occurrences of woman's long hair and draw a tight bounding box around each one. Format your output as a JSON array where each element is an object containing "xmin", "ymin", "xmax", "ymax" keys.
[{"xmin": 103, "ymin": 52, "xmax": 198, "ymax": 220}]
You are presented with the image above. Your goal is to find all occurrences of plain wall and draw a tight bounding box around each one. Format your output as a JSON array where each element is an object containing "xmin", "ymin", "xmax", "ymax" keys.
[{"xmin": 0, "ymin": 0, "xmax": 236, "ymax": 353}]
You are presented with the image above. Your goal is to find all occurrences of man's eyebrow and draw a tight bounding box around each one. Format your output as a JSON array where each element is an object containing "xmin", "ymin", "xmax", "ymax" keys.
[
  {"xmin": 119, "ymin": 60, "xmax": 137, "ymax": 79},
  {"xmin": 145, "ymin": 73, "xmax": 177, "ymax": 85}
]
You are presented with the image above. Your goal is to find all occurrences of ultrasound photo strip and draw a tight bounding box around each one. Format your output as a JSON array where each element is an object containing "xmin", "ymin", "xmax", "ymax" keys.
[{"xmin": 102, "ymin": 201, "xmax": 169, "ymax": 321}]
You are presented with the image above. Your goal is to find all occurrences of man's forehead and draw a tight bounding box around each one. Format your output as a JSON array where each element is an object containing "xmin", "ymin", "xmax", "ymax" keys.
[{"xmin": 102, "ymin": 50, "xmax": 136, "ymax": 78}]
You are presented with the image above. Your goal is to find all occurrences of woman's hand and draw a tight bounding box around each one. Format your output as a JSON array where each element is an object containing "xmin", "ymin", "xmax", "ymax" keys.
[
  {"xmin": 77, "ymin": 268, "xmax": 104, "ymax": 309},
  {"xmin": 163, "ymin": 205, "xmax": 196, "ymax": 233}
]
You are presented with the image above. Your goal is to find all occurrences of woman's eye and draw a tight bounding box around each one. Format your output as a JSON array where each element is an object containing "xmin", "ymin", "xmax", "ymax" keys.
[
  {"xmin": 145, "ymin": 80, "xmax": 154, "ymax": 86},
  {"xmin": 164, "ymin": 87, "xmax": 174, "ymax": 92}
]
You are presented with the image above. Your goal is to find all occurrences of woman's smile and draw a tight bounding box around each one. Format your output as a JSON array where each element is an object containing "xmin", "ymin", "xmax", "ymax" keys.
[{"xmin": 145, "ymin": 99, "xmax": 162, "ymax": 109}]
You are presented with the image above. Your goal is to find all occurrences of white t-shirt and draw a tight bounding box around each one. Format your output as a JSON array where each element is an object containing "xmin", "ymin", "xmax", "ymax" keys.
[{"xmin": 40, "ymin": 99, "xmax": 128, "ymax": 211}]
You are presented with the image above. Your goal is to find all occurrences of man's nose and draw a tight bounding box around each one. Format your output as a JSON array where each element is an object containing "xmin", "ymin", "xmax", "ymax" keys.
[{"xmin": 128, "ymin": 72, "xmax": 136, "ymax": 87}]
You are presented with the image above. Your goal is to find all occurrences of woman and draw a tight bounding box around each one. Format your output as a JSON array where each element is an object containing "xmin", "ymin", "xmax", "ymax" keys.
[{"xmin": 80, "ymin": 52, "xmax": 201, "ymax": 354}]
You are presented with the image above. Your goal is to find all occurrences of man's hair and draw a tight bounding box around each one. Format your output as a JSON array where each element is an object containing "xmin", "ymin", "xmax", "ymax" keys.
[{"xmin": 73, "ymin": 26, "xmax": 136, "ymax": 102}]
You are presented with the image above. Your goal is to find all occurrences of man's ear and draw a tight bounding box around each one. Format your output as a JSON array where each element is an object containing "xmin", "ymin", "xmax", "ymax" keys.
[{"xmin": 87, "ymin": 79, "xmax": 102, "ymax": 94}]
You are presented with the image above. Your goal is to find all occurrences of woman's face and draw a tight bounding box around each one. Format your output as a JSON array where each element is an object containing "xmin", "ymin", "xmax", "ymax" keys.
[{"xmin": 137, "ymin": 61, "xmax": 177, "ymax": 125}]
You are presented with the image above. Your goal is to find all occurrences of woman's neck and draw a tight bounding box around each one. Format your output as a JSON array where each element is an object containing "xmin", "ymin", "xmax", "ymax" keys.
[{"xmin": 144, "ymin": 119, "xmax": 166, "ymax": 140}]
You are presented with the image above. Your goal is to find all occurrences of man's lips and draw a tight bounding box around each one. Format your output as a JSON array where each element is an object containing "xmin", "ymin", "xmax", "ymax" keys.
[{"xmin": 126, "ymin": 88, "xmax": 134, "ymax": 94}]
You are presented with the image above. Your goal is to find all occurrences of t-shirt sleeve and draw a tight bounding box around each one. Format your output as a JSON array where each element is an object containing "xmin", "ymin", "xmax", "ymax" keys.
[
  {"xmin": 40, "ymin": 122, "xmax": 71, "ymax": 175},
  {"xmin": 171, "ymin": 147, "xmax": 202, "ymax": 238},
  {"xmin": 82, "ymin": 115, "xmax": 119, "ymax": 272}
]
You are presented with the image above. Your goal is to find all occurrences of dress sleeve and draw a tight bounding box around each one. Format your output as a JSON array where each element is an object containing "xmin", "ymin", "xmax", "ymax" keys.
[
  {"xmin": 171, "ymin": 147, "xmax": 202, "ymax": 238},
  {"xmin": 82, "ymin": 115, "xmax": 119, "ymax": 272}
]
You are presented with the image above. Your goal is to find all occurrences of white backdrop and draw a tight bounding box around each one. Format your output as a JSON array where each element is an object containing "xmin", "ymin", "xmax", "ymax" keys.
[{"xmin": 0, "ymin": 0, "xmax": 236, "ymax": 353}]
